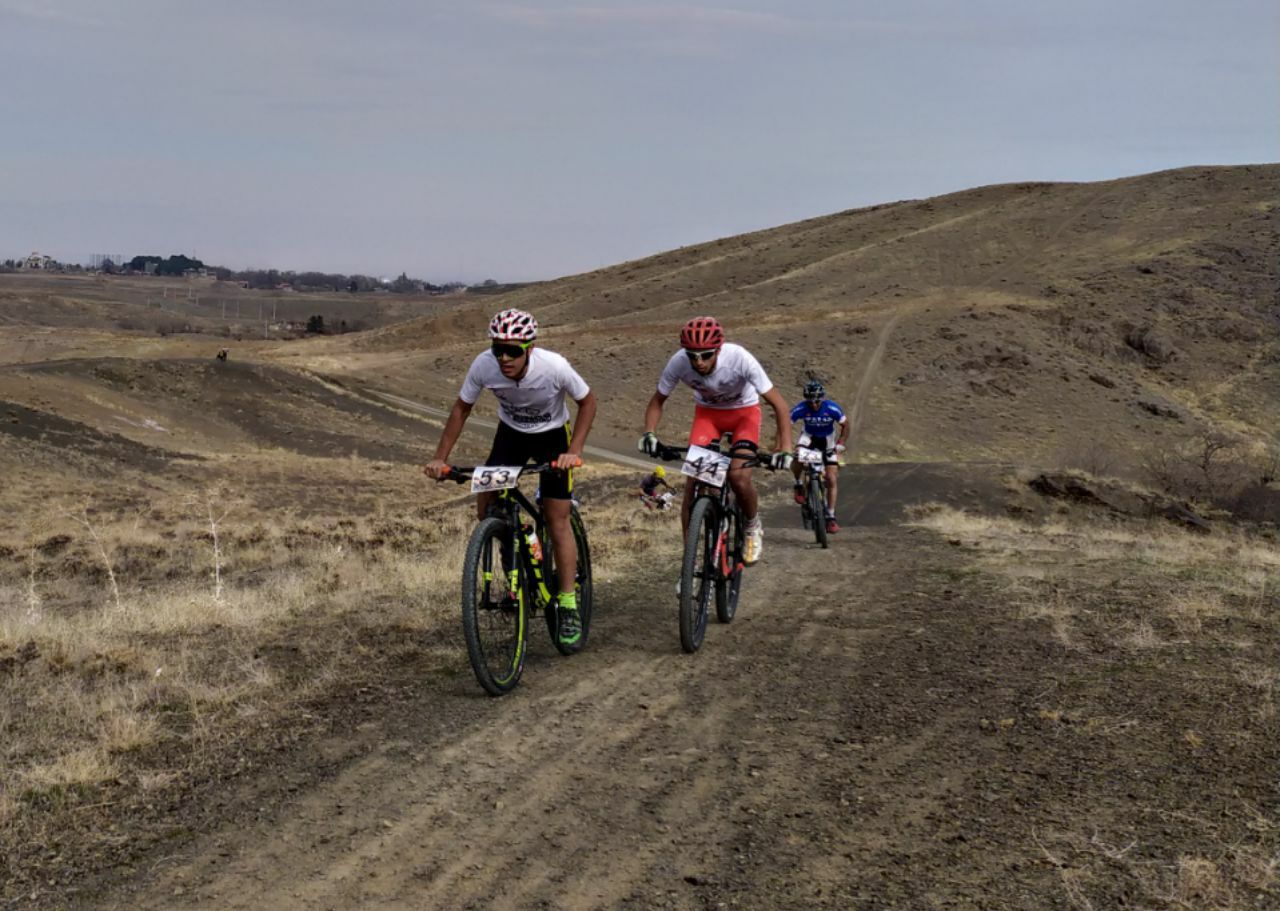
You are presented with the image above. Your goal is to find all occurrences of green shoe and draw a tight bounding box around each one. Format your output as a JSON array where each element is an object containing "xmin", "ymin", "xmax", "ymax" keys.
[{"xmin": 557, "ymin": 602, "xmax": 583, "ymax": 651}]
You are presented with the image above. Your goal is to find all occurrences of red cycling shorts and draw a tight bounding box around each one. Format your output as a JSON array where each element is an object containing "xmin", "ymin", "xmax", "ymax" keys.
[{"xmin": 688, "ymin": 404, "xmax": 762, "ymax": 450}]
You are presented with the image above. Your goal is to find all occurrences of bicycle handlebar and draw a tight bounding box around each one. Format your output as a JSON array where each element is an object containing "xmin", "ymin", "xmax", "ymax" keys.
[
  {"xmin": 438, "ymin": 462, "xmax": 565, "ymax": 484},
  {"xmin": 647, "ymin": 441, "xmax": 782, "ymax": 470}
]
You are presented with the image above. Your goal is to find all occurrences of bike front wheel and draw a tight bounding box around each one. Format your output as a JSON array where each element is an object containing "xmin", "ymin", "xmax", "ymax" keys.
[
  {"xmin": 810, "ymin": 475, "xmax": 829, "ymax": 549},
  {"xmin": 679, "ymin": 497, "xmax": 718, "ymax": 652},
  {"xmin": 461, "ymin": 517, "xmax": 527, "ymax": 696}
]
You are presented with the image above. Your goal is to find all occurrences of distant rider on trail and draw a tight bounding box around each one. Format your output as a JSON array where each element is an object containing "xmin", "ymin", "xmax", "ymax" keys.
[
  {"xmin": 423, "ymin": 308, "xmax": 597, "ymax": 651},
  {"xmin": 638, "ymin": 316, "xmax": 792, "ymax": 564},
  {"xmin": 639, "ymin": 465, "xmax": 675, "ymax": 510},
  {"xmin": 790, "ymin": 380, "xmax": 849, "ymax": 535}
]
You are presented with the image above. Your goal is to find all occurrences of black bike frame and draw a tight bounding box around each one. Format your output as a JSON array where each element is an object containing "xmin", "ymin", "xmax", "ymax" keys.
[
  {"xmin": 447, "ymin": 463, "xmax": 557, "ymax": 610},
  {"xmin": 653, "ymin": 440, "xmax": 767, "ymax": 550}
]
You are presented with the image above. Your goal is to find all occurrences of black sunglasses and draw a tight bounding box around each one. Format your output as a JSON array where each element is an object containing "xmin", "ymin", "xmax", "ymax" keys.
[
  {"xmin": 685, "ymin": 349, "xmax": 718, "ymax": 363},
  {"xmin": 491, "ymin": 341, "xmax": 532, "ymax": 360}
]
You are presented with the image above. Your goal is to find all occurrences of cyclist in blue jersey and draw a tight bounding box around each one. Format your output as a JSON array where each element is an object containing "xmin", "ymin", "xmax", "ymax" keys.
[{"xmin": 790, "ymin": 380, "xmax": 849, "ymax": 534}]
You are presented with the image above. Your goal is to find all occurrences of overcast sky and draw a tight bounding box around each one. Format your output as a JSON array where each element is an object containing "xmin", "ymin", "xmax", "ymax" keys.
[{"xmin": 2, "ymin": 1, "xmax": 1275, "ymax": 281}]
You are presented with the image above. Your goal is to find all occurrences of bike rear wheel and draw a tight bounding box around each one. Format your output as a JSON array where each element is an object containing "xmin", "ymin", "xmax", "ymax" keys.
[
  {"xmin": 810, "ymin": 475, "xmax": 829, "ymax": 549},
  {"xmin": 461, "ymin": 517, "xmax": 527, "ymax": 696},
  {"xmin": 544, "ymin": 505, "xmax": 594, "ymax": 655},
  {"xmin": 679, "ymin": 497, "xmax": 717, "ymax": 652},
  {"xmin": 716, "ymin": 506, "xmax": 744, "ymax": 624}
]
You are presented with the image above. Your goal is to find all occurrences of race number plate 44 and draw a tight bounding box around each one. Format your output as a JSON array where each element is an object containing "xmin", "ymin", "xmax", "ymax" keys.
[
  {"xmin": 682, "ymin": 445, "xmax": 731, "ymax": 488},
  {"xmin": 470, "ymin": 465, "xmax": 523, "ymax": 494}
]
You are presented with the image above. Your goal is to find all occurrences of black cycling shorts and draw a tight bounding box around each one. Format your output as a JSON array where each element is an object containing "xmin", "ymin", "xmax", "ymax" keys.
[{"xmin": 485, "ymin": 421, "xmax": 575, "ymax": 500}]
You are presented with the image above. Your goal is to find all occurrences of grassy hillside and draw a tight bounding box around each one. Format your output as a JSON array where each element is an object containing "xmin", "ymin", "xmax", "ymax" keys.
[{"xmin": 286, "ymin": 164, "xmax": 1278, "ymax": 465}]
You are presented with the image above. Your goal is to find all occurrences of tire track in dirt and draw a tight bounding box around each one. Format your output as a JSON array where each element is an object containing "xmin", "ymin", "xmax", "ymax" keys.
[{"xmin": 844, "ymin": 308, "xmax": 908, "ymax": 458}]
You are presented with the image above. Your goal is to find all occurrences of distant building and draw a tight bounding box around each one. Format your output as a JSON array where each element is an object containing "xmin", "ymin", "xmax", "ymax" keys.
[{"xmin": 20, "ymin": 252, "xmax": 56, "ymax": 270}]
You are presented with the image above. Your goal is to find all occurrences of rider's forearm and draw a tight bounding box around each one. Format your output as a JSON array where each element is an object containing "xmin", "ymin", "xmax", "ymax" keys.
[
  {"xmin": 643, "ymin": 394, "xmax": 665, "ymax": 434},
  {"xmin": 776, "ymin": 415, "xmax": 791, "ymax": 451},
  {"xmin": 432, "ymin": 400, "xmax": 472, "ymax": 462},
  {"xmin": 567, "ymin": 392, "xmax": 597, "ymax": 455},
  {"xmin": 763, "ymin": 390, "xmax": 792, "ymax": 451}
]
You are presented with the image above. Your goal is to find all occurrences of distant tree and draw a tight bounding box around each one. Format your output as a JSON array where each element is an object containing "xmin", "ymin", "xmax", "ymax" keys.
[
  {"xmin": 159, "ymin": 254, "xmax": 205, "ymax": 276},
  {"xmin": 306, "ymin": 314, "xmax": 326, "ymax": 334},
  {"xmin": 128, "ymin": 255, "xmax": 162, "ymax": 272},
  {"xmin": 128, "ymin": 254, "xmax": 206, "ymax": 276},
  {"xmin": 296, "ymin": 271, "xmax": 345, "ymax": 292},
  {"xmin": 390, "ymin": 272, "xmax": 419, "ymax": 293}
]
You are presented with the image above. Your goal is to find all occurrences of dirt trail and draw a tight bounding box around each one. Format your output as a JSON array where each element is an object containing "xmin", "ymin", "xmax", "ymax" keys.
[
  {"xmin": 102, "ymin": 523, "xmax": 940, "ymax": 910},
  {"xmin": 85, "ymin": 476, "xmax": 1048, "ymax": 910},
  {"xmin": 844, "ymin": 308, "xmax": 908, "ymax": 458}
]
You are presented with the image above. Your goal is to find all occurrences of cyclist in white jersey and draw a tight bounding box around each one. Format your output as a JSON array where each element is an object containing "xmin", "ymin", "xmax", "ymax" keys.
[
  {"xmin": 424, "ymin": 308, "xmax": 597, "ymax": 650},
  {"xmin": 638, "ymin": 316, "xmax": 792, "ymax": 564}
]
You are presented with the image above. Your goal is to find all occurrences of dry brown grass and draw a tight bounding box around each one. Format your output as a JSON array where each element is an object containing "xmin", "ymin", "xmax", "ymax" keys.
[
  {"xmin": 0, "ymin": 462, "xmax": 665, "ymax": 825},
  {"xmin": 911, "ymin": 503, "xmax": 1280, "ymax": 907},
  {"xmin": 909, "ymin": 503, "xmax": 1280, "ymax": 660},
  {"xmin": 1035, "ymin": 813, "xmax": 1279, "ymax": 911}
]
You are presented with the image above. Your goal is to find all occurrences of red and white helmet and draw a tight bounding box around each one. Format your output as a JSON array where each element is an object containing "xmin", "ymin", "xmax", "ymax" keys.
[
  {"xmin": 488, "ymin": 308, "xmax": 538, "ymax": 342},
  {"xmin": 680, "ymin": 316, "xmax": 724, "ymax": 350}
]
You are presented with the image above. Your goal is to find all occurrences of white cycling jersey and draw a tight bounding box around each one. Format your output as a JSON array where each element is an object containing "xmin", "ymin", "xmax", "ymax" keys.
[
  {"xmin": 657, "ymin": 343, "xmax": 773, "ymax": 409},
  {"xmin": 459, "ymin": 347, "xmax": 590, "ymax": 433}
]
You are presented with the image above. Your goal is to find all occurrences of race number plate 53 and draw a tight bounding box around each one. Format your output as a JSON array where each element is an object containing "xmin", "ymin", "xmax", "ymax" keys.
[
  {"xmin": 682, "ymin": 445, "xmax": 731, "ymax": 488},
  {"xmin": 470, "ymin": 465, "xmax": 523, "ymax": 493}
]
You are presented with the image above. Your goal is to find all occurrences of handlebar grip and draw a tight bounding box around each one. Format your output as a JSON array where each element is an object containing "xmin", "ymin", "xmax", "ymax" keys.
[{"xmin": 439, "ymin": 465, "xmax": 473, "ymax": 484}]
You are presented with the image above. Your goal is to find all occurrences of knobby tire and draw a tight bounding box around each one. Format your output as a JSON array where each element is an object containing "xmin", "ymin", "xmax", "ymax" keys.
[
  {"xmin": 810, "ymin": 475, "xmax": 829, "ymax": 548},
  {"xmin": 716, "ymin": 507, "xmax": 744, "ymax": 624},
  {"xmin": 461, "ymin": 516, "xmax": 526, "ymax": 696},
  {"xmin": 679, "ymin": 497, "xmax": 717, "ymax": 653}
]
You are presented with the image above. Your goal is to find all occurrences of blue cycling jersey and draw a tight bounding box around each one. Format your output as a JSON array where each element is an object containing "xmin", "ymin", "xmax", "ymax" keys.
[{"xmin": 790, "ymin": 399, "xmax": 846, "ymax": 438}]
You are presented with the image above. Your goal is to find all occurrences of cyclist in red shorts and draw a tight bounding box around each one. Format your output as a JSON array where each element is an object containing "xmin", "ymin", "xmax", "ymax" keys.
[{"xmin": 638, "ymin": 317, "xmax": 792, "ymax": 564}]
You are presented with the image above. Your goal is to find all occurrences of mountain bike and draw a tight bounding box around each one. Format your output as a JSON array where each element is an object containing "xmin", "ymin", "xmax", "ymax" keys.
[
  {"xmin": 441, "ymin": 462, "xmax": 592, "ymax": 696},
  {"xmin": 647, "ymin": 440, "xmax": 777, "ymax": 653},
  {"xmin": 638, "ymin": 490, "xmax": 675, "ymax": 511},
  {"xmin": 795, "ymin": 436, "xmax": 829, "ymax": 549}
]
